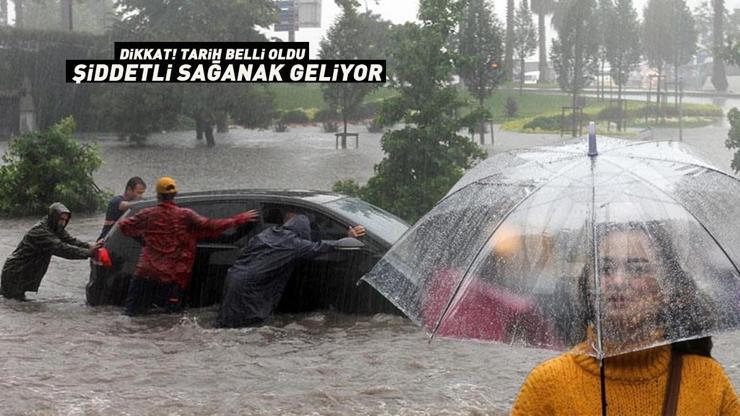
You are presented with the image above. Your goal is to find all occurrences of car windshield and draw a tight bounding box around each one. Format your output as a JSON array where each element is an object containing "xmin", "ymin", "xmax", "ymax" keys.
[{"xmin": 323, "ymin": 197, "xmax": 409, "ymax": 245}]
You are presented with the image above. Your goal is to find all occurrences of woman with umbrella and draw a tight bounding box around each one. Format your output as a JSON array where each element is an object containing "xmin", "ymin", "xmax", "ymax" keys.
[
  {"xmin": 361, "ymin": 133, "xmax": 740, "ymax": 415},
  {"xmin": 511, "ymin": 222, "xmax": 739, "ymax": 415}
]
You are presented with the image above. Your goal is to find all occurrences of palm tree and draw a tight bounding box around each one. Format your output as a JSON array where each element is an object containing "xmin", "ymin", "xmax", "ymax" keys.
[
  {"xmin": 505, "ymin": 0, "xmax": 515, "ymax": 80},
  {"xmin": 711, "ymin": 0, "xmax": 728, "ymax": 91},
  {"xmin": 531, "ymin": 0, "xmax": 555, "ymax": 83}
]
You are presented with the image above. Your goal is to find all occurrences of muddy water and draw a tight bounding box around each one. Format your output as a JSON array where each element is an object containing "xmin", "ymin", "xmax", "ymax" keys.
[{"xmin": 1, "ymin": 125, "xmax": 738, "ymax": 415}]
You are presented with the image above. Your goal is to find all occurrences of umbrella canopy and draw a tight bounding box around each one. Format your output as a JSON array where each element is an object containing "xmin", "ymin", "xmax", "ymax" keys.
[{"xmin": 363, "ymin": 136, "xmax": 740, "ymax": 358}]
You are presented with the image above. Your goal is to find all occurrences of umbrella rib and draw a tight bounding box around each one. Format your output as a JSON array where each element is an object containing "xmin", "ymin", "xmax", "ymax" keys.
[
  {"xmin": 590, "ymin": 158, "xmax": 606, "ymax": 362},
  {"xmin": 600, "ymin": 157, "xmax": 740, "ymax": 280},
  {"xmin": 429, "ymin": 158, "xmax": 586, "ymax": 340},
  {"xmin": 605, "ymin": 142, "xmax": 739, "ymax": 183}
]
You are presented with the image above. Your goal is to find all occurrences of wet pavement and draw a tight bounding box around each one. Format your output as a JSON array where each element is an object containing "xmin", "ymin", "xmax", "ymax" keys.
[{"xmin": 0, "ymin": 123, "xmax": 738, "ymax": 415}]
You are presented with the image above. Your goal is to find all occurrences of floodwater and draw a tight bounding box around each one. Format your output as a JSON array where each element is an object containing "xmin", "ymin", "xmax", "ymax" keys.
[{"xmin": 1, "ymin": 124, "xmax": 739, "ymax": 415}]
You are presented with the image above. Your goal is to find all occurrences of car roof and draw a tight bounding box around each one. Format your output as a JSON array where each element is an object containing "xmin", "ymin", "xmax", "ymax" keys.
[{"xmin": 167, "ymin": 189, "xmax": 345, "ymax": 205}]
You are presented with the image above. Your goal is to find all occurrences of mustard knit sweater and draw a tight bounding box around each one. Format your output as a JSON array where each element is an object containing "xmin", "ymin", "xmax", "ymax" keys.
[{"xmin": 512, "ymin": 345, "xmax": 740, "ymax": 415}]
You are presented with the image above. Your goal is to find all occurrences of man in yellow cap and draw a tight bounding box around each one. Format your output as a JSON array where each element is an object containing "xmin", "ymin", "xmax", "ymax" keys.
[{"xmin": 117, "ymin": 177, "xmax": 259, "ymax": 316}]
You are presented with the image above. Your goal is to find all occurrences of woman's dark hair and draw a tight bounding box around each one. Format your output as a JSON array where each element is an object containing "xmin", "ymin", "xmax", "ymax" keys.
[{"xmin": 573, "ymin": 221, "xmax": 714, "ymax": 357}]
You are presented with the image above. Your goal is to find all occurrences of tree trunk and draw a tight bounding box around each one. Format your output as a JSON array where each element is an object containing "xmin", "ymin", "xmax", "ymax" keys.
[
  {"xmin": 505, "ymin": 0, "xmax": 515, "ymax": 81},
  {"xmin": 711, "ymin": 0, "xmax": 728, "ymax": 91},
  {"xmin": 342, "ymin": 111, "xmax": 348, "ymax": 149},
  {"xmin": 572, "ymin": 22, "xmax": 583, "ymax": 137},
  {"xmin": 479, "ymin": 96, "xmax": 485, "ymax": 145},
  {"xmin": 538, "ymin": 12, "xmax": 548, "ymax": 83},
  {"xmin": 674, "ymin": 63, "xmax": 679, "ymax": 109},
  {"xmin": 60, "ymin": 0, "xmax": 72, "ymax": 31},
  {"xmin": 195, "ymin": 115, "xmax": 204, "ymax": 140},
  {"xmin": 204, "ymin": 122, "xmax": 215, "ymax": 147},
  {"xmin": 656, "ymin": 66, "xmax": 662, "ymax": 123},
  {"xmin": 519, "ymin": 57, "xmax": 525, "ymax": 95},
  {"xmin": 618, "ymin": 81, "xmax": 623, "ymax": 131},
  {"xmin": 216, "ymin": 111, "xmax": 229, "ymax": 133}
]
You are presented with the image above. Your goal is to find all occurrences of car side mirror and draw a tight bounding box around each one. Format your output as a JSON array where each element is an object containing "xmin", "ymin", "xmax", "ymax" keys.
[{"xmin": 334, "ymin": 237, "xmax": 365, "ymax": 251}]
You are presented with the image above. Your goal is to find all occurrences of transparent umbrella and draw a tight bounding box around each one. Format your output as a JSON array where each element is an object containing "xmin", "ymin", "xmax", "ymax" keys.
[{"xmin": 362, "ymin": 133, "xmax": 740, "ymax": 360}]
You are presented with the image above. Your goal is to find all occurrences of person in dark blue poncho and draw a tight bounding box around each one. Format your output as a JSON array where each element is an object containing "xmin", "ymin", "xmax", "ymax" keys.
[{"xmin": 217, "ymin": 212, "xmax": 366, "ymax": 328}]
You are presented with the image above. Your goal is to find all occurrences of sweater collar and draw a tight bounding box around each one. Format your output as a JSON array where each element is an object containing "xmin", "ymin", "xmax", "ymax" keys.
[{"xmin": 570, "ymin": 345, "xmax": 672, "ymax": 381}]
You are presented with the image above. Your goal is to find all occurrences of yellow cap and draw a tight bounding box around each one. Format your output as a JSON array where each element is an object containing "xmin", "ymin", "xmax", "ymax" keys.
[{"xmin": 155, "ymin": 177, "xmax": 178, "ymax": 194}]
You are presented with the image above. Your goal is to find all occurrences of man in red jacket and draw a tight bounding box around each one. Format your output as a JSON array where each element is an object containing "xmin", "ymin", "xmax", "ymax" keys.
[{"xmin": 118, "ymin": 177, "xmax": 259, "ymax": 316}]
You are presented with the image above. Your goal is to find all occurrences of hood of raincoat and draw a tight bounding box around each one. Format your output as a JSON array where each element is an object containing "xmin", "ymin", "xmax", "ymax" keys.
[
  {"xmin": 282, "ymin": 214, "xmax": 311, "ymax": 240},
  {"xmin": 255, "ymin": 214, "xmax": 312, "ymax": 249},
  {"xmin": 47, "ymin": 202, "xmax": 71, "ymax": 233}
]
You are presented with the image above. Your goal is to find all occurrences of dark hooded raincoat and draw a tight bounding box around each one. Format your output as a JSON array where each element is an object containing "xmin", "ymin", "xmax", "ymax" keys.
[
  {"xmin": 217, "ymin": 215, "xmax": 342, "ymax": 328},
  {"xmin": 1, "ymin": 203, "xmax": 91, "ymax": 299}
]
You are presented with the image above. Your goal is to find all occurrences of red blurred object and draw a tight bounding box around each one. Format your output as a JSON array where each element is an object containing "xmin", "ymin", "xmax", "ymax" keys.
[
  {"xmin": 421, "ymin": 268, "xmax": 562, "ymax": 349},
  {"xmin": 97, "ymin": 247, "xmax": 113, "ymax": 268}
]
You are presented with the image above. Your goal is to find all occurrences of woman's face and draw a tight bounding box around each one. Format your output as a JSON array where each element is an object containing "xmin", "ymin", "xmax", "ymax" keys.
[{"xmin": 598, "ymin": 230, "xmax": 664, "ymax": 336}]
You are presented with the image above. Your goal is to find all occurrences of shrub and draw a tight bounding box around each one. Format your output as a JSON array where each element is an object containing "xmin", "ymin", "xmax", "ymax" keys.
[
  {"xmin": 353, "ymin": 100, "xmax": 383, "ymax": 120},
  {"xmin": 313, "ymin": 108, "xmax": 337, "ymax": 123},
  {"xmin": 505, "ymin": 96, "xmax": 519, "ymax": 118},
  {"xmin": 332, "ymin": 179, "xmax": 362, "ymax": 197},
  {"xmin": 281, "ymin": 109, "xmax": 311, "ymax": 125},
  {"xmin": 0, "ymin": 117, "xmax": 109, "ymax": 216},
  {"xmin": 322, "ymin": 121, "xmax": 339, "ymax": 133},
  {"xmin": 367, "ymin": 119, "xmax": 384, "ymax": 133},
  {"xmin": 523, "ymin": 114, "xmax": 563, "ymax": 130}
]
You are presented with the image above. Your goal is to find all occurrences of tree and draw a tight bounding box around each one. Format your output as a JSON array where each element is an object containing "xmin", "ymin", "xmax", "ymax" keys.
[
  {"xmin": 724, "ymin": 40, "xmax": 739, "ymax": 173},
  {"xmin": 505, "ymin": 0, "xmax": 515, "ymax": 80},
  {"xmin": 337, "ymin": 0, "xmax": 486, "ymax": 223},
  {"xmin": 513, "ymin": 0, "xmax": 537, "ymax": 95},
  {"xmin": 711, "ymin": 0, "xmax": 728, "ymax": 91},
  {"xmin": 320, "ymin": 0, "xmax": 391, "ymax": 148},
  {"xmin": 605, "ymin": 0, "xmax": 640, "ymax": 129},
  {"xmin": 643, "ymin": 0, "xmax": 674, "ymax": 118},
  {"xmin": 530, "ymin": 0, "xmax": 555, "ymax": 83},
  {"xmin": 670, "ymin": 0, "xmax": 697, "ymax": 106},
  {"xmin": 726, "ymin": 108, "xmax": 740, "ymax": 173},
  {"xmin": 19, "ymin": 0, "xmax": 115, "ymax": 34},
  {"xmin": 594, "ymin": 0, "xmax": 613, "ymax": 101},
  {"xmin": 112, "ymin": 0, "xmax": 276, "ymax": 145},
  {"xmin": 550, "ymin": 0, "xmax": 599, "ymax": 136},
  {"xmin": 0, "ymin": 117, "xmax": 108, "ymax": 216},
  {"xmin": 457, "ymin": 0, "xmax": 505, "ymax": 144},
  {"xmin": 92, "ymin": 84, "xmax": 182, "ymax": 143}
]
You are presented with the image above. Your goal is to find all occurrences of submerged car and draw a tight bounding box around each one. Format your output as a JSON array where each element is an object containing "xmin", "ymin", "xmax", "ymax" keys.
[{"xmin": 86, "ymin": 189, "xmax": 409, "ymax": 314}]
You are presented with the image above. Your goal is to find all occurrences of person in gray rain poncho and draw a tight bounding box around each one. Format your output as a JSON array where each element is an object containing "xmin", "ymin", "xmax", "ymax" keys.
[
  {"xmin": 217, "ymin": 212, "xmax": 366, "ymax": 328},
  {"xmin": 1, "ymin": 203, "xmax": 101, "ymax": 301}
]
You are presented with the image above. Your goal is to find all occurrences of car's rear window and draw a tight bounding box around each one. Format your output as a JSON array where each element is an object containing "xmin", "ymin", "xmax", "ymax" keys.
[{"xmin": 323, "ymin": 197, "xmax": 409, "ymax": 245}]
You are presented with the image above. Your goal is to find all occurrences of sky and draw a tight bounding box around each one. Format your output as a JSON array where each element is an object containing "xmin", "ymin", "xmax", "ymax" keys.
[
  {"xmin": 269, "ymin": 0, "xmax": 740, "ymax": 58},
  {"xmin": 7, "ymin": 0, "xmax": 740, "ymax": 56}
]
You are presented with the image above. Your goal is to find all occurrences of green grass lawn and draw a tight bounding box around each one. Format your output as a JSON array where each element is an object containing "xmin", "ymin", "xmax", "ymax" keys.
[
  {"xmin": 483, "ymin": 91, "xmax": 581, "ymax": 123},
  {"xmin": 269, "ymin": 85, "xmax": 721, "ymax": 132}
]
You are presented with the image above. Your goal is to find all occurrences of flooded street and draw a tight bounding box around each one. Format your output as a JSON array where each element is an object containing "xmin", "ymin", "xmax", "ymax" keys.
[{"xmin": 1, "ymin": 124, "xmax": 739, "ymax": 415}]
